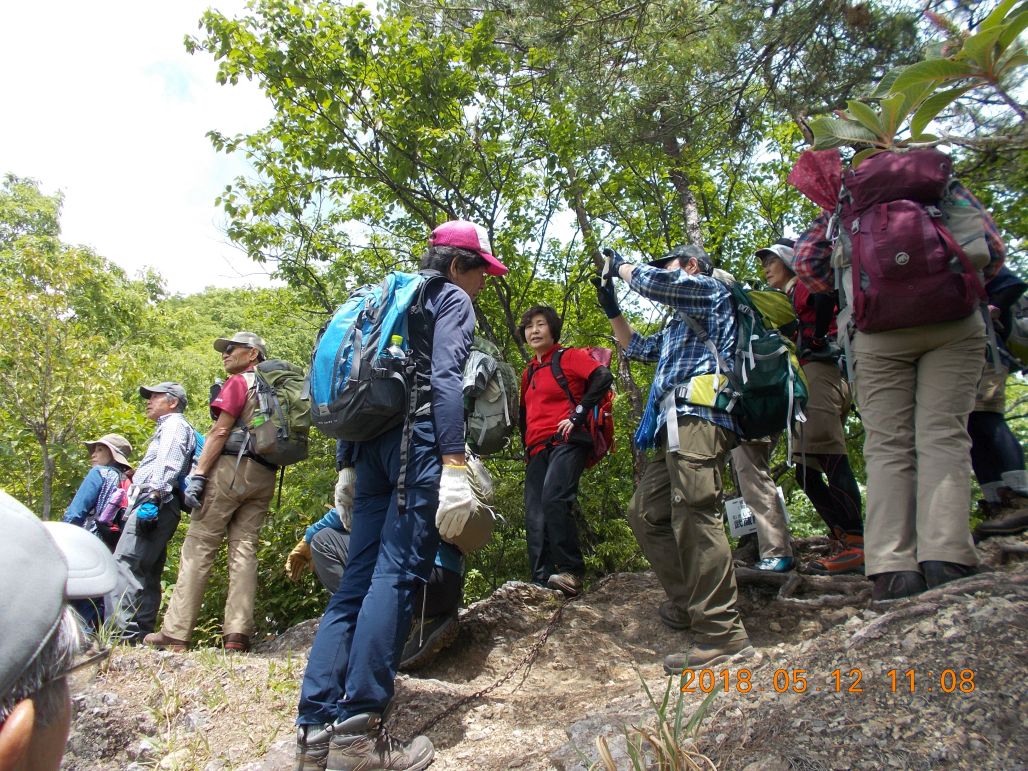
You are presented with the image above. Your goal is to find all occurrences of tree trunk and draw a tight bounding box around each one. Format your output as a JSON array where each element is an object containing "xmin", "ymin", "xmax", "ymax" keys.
[
  {"xmin": 39, "ymin": 440, "xmax": 54, "ymax": 520},
  {"xmin": 658, "ymin": 128, "xmax": 704, "ymax": 248},
  {"xmin": 563, "ymin": 161, "xmax": 648, "ymax": 473}
]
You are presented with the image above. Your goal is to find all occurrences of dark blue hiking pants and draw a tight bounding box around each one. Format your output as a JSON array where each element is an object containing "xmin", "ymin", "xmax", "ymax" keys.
[{"xmin": 297, "ymin": 418, "xmax": 441, "ymax": 725}]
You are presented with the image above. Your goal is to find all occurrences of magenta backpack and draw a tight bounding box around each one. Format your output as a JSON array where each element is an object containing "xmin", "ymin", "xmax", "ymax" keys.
[{"xmin": 837, "ymin": 149, "xmax": 986, "ymax": 333}]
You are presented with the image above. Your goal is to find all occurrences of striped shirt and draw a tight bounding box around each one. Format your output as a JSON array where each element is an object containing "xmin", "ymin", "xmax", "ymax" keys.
[
  {"xmin": 625, "ymin": 264, "xmax": 740, "ymax": 450},
  {"xmin": 134, "ymin": 412, "xmax": 195, "ymax": 503}
]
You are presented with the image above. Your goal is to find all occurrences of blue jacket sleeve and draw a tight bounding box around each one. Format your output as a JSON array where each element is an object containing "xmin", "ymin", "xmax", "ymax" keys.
[
  {"xmin": 336, "ymin": 439, "xmax": 354, "ymax": 471},
  {"xmin": 428, "ymin": 284, "xmax": 476, "ymax": 455},
  {"xmin": 63, "ymin": 467, "xmax": 105, "ymax": 525},
  {"xmin": 305, "ymin": 508, "xmax": 345, "ymax": 542}
]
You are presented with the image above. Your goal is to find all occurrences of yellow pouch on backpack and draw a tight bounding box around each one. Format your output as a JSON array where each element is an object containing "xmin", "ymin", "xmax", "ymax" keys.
[{"xmin": 684, "ymin": 374, "xmax": 732, "ymax": 409}]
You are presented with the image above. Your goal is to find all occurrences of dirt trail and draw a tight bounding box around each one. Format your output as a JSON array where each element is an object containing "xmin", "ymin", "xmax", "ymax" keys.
[{"xmin": 63, "ymin": 535, "xmax": 1027, "ymax": 770}]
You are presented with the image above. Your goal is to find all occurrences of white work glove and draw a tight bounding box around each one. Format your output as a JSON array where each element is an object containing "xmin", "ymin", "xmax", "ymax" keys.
[
  {"xmin": 335, "ymin": 467, "xmax": 357, "ymax": 531},
  {"xmin": 436, "ymin": 464, "xmax": 475, "ymax": 541}
]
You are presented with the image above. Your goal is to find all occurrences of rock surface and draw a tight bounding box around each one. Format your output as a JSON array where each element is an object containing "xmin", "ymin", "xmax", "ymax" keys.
[{"xmin": 62, "ymin": 535, "xmax": 1028, "ymax": 769}]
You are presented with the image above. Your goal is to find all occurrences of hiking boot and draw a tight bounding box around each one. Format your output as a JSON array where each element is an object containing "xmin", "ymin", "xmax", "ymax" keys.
[
  {"xmin": 327, "ymin": 713, "xmax": 433, "ymax": 771},
  {"xmin": 811, "ymin": 533, "xmax": 864, "ymax": 574},
  {"xmin": 663, "ymin": 637, "xmax": 754, "ymax": 675},
  {"xmin": 754, "ymin": 556, "xmax": 795, "ymax": 573},
  {"xmin": 398, "ymin": 612, "xmax": 459, "ymax": 672},
  {"xmin": 295, "ymin": 723, "xmax": 332, "ymax": 771},
  {"xmin": 921, "ymin": 561, "xmax": 978, "ymax": 589},
  {"xmin": 870, "ymin": 571, "xmax": 927, "ymax": 602},
  {"xmin": 142, "ymin": 631, "xmax": 188, "ymax": 652},
  {"xmin": 974, "ymin": 497, "xmax": 1028, "ymax": 540},
  {"xmin": 546, "ymin": 573, "xmax": 583, "ymax": 597},
  {"xmin": 658, "ymin": 600, "xmax": 690, "ymax": 631},
  {"xmin": 223, "ymin": 633, "xmax": 251, "ymax": 652}
]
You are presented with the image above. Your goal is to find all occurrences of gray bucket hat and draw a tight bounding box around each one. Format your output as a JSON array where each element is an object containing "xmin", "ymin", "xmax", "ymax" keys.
[
  {"xmin": 213, "ymin": 331, "xmax": 267, "ymax": 359},
  {"xmin": 84, "ymin": 433, "xmax": 132, "ymax": 468},
  {"xmin": 755, "ymin": 241, "xmax": 797, "ymax": 272}
]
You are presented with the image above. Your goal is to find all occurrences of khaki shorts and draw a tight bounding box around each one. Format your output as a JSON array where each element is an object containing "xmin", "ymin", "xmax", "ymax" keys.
[
  {"xmin": 792, "ymin": 360, "xmax": 850, "ymax": 459},
  {"xmin": 973, "ymin": 364, "xmax": 1008, "ymax": 413}
]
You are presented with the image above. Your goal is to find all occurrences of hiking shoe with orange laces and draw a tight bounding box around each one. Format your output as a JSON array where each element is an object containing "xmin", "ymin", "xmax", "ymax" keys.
[{"xmin": 811, "ymin": 532, "xmax": 864, "ymax": 574}]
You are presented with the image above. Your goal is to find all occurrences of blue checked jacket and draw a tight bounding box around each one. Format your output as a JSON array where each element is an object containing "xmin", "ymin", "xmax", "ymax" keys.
[{"xmin": 625, "ymin": 264, "xmax": 740, "ymax": 450}]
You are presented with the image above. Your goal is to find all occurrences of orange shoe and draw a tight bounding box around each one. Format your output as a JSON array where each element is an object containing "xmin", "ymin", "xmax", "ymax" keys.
[{"xmin": 811, "ymin": 533, "xmax": 864, "ymax": 574}]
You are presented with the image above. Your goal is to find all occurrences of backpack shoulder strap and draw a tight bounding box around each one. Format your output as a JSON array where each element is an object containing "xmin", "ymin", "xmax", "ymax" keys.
[
  {"xmin": 678, "ymin": 312, "xmax": 734, "ymax": 386},
  {"xmin": 549, "ymin": 348, "xmax": 576, "ymax": 406}
]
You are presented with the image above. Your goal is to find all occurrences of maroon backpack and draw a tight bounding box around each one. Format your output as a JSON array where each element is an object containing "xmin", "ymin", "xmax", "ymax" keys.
[{"xmin": 837, "ymin": 149, "xmax": 986, "ymax": 333}]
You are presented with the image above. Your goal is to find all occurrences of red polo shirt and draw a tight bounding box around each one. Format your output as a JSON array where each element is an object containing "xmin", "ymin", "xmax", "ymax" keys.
[
  {"xmin": 210, "ymin": 367, "xmax": 256, "ymax": 419},
  {"xmin": 521, "ymin": 345, "xmax": 603, "ymax": 453}
]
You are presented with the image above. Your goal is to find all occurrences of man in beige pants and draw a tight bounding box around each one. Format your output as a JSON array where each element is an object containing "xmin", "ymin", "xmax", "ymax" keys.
[
  {"xmin": 793, "ymin": 180, "xmax": 1003, "ymax": 601},
  {"xmin": 731, "ymin": 437, "xmax": 794, "ymax": 572},
  {"xmin": 144, "ymin": 332, "xmax": 276, "ymax": 652},
  {"xmin": 595, "ymin": 244, "xmax": 752, "ymax": 671}
]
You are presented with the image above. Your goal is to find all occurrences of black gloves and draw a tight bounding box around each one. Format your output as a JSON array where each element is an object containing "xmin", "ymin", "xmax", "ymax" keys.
[
  {"xmin": 602, "ymin": 247, "xmax": 628, "ymax": 282},
  {"xmin": 591, "ymin": 277, "xmax": 622, "ymax": 319}
]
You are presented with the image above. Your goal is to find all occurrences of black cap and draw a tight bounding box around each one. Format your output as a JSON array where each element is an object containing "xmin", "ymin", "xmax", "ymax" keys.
[{"xmin": 647, "ymin": 244, "xmax": 713, "ymax": 275}]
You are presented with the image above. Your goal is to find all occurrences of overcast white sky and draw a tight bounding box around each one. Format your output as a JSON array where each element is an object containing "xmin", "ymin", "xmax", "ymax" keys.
[{"xmin": 0, "ymin": 1, "xmax": 275, "ymax": 295}]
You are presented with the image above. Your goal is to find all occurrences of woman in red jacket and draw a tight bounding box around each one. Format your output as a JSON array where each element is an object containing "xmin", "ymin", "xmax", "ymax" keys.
[{"xmin": 519, "ymin": 305, "xmax": 613, "ymax": 596}]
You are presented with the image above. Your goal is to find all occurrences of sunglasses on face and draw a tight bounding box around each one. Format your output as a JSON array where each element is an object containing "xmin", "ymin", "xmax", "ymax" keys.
[{"xmin": 223, "ymin": 344, "xmax": 251, "ymax": 355}]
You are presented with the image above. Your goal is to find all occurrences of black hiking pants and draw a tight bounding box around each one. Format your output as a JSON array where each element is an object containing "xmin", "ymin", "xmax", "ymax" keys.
[{"xmin": 525, "ymin": 442, "xmax": 588, "ymax": 583}]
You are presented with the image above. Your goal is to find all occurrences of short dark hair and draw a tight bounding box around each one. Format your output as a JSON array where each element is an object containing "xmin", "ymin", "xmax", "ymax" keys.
[
  {"xmin": 421, "ymin": 245, "xmax": 488, "ymax": 276},
  {"xmin": 517, "ymin": 305, "xmax": 563, "ymax": 344}
]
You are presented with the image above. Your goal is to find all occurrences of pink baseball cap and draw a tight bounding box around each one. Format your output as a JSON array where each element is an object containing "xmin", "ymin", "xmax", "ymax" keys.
[{"xmin": 429, "ymin": 220, "xmax": 509, "ymax": 276}]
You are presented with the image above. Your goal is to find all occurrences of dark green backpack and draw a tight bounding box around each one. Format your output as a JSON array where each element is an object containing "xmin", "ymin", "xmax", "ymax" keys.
[
  {"xmin": 248, "ymin": 359, "xmax": 311, "ymax": 467},
  {"xmin": 681, "ymin": 283, "xmax": 808, "ymax": 442},
  {"xmin": 463, "ymin": 337, "xmax": 519, "ymax": 456}
]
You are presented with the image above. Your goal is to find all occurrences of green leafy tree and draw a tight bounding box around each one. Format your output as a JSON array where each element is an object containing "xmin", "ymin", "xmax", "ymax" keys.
[
  {"xmin": 0, "ymin": 175, "xmax": 160, "ymax": 519},
  {"xmin": 809, "ymin": 0, "xmax": 1027, "ymax": 157}
]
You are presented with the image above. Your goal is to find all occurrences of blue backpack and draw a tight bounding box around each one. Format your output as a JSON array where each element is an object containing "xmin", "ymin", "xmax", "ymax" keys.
[{"xmin": 307, "ymin": 270, "xmax": 443, "ymax": 441}]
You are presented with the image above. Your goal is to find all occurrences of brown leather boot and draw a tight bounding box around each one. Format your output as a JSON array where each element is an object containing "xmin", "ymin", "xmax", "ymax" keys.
[
  {"xmin": 142, "ymin": 631, "xmax": 188, "ymax": 652},
  {"xmin": 223, "ymin": 633, "xmax": 251, "ymax": 652},
  {"xmin": 975, "ymin": 495, "xmax": 1028, "ymax": 540}
]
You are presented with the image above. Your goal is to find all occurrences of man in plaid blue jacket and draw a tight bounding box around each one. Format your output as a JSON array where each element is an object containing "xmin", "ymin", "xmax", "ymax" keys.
[{"xmin": 594, "ymin": 244, "xmax": 752, "ymax": 673}]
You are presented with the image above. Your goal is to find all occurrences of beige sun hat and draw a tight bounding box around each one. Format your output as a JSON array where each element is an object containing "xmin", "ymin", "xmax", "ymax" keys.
[{"xmin": 84, "ymin": 433, "xmax": 132, "ymax": 468}]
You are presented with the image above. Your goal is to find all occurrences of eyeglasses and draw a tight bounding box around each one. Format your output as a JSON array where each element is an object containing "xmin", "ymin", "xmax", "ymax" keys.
[
  {"xmin": 222, "ymin": 344, "xmax": 251, "ymax": 355},
  {"xmin": 40, "ymin": 646, "xmax": 111, "ymax": 689}
]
